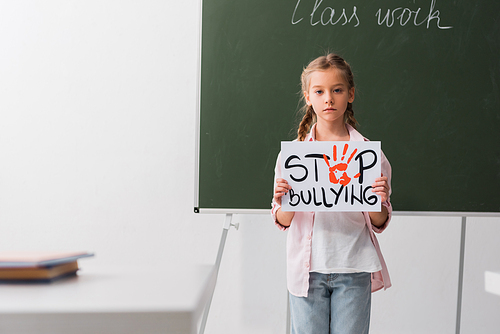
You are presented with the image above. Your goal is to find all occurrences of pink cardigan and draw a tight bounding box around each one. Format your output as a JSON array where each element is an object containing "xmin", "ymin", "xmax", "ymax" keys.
[{"xmin": 271, "ymin": 124, "xmax": 393, "ymax": 297}]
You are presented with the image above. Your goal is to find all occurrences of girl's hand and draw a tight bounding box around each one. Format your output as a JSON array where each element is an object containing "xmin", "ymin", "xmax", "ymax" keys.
[
  {"xmin": 372, "ymin": 173, "xmax": 389, "ymax": 203},
  {"xmin": 369, "ymin": 173, "xmax": 390, "ymax": 228},
  {"xmin": 274, "ymin": 178, "xmax": 291, "ymax": 206}
]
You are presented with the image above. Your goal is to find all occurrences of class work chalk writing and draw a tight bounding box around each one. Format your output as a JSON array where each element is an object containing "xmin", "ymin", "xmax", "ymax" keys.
[
  {"xmin": 281, "ymin": 141, "xmax": 381, "ymax": 212},
  {"xmin": 292, "ymin": 0, "xmax": 452, "ymax": 29}
]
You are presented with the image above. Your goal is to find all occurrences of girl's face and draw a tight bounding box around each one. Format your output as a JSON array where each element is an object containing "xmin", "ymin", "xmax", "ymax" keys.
[{"xmin": 304, "ymin": 67, "xmax": 355, "ymax": 127}]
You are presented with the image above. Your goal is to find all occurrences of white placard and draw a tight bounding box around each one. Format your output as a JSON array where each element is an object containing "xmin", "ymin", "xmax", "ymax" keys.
[{"xmin": 281, "ymin": 141, "xmax": 381, "ymax": 212}]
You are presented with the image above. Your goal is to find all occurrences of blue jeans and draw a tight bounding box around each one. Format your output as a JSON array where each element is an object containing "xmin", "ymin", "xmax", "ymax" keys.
[{"xmin": 289, "ymin": 272, "xmax": 372, "ymax": 334}]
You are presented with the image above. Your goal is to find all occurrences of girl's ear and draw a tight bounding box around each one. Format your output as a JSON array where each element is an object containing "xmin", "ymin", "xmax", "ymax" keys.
[
  {"xmin": 304, "ymin": 91, "xmax": 312, "ymax": 106},
  {"xmin": 348, "ymin": 87, "xmax": 355, "ymax": 103}
]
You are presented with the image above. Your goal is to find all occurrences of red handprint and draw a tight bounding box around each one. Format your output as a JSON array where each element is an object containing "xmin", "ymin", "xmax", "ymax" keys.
[{"xmin": 323, "ymin": 144, "xmax": 360, "ymax": 186}]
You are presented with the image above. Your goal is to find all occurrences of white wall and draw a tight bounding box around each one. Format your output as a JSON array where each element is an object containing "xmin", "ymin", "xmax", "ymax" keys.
[
  {"xmin": 0, "ymin": 2, "xmax": 498, "ymax": 334},
  {"xmin": 0, "ymin": 0, "xmax": 222, "ymax": 267}
]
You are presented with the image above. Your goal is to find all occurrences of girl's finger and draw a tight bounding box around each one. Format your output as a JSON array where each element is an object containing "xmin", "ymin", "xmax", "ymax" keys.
[
  {"xmin": 371, "ymin": 184, "xmax": 388, "ymax": 192},
  {"xmin": 372, "ymin": 183, "xmax": 389, "ymax": 191},
  {"xmin": 278, "ymin": 188, "xmax": 290, "ymax": 195},
  {"xmin": 374, "ymin": 177, "xmax": 388, "ymax": 183},
  {"xmin": 276, "ymin": 183, "xmax": 291, "ymax": 191}
]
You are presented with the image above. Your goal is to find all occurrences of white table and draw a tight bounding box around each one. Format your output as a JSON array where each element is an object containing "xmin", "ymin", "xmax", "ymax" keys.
[
  {"xmin": 0, "ymin": 264, "xmax": 216, "ymax": 334},
  {"xmin": 485, "ymin": 271, "xmax": 500, "ymax": 296}
]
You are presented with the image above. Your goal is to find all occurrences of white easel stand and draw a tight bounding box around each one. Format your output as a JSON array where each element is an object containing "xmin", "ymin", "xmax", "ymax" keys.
[
  {"xmin": 197, "ymin": 214, "xmax": 472, "ymax": 334},
  {"xmin": 199, "ymin": 214, "xmax": 239, "ymax": 334},
  {"xmin": 455, "ymin": 216, "xmax": 467, "ymax": 334}
]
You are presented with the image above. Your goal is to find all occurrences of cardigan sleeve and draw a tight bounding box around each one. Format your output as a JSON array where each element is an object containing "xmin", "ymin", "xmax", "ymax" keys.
[{"xmin": 271, "ymin": 152, "xmax": 289, "ymax": 231}]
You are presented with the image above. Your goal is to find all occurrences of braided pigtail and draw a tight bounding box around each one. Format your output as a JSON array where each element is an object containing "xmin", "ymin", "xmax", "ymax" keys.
[
  {"xmin": 344, "ymin": 102, "xmax": 358, "ymax": 129},
  {"xmin": 297, "ymin": 105, "xmax": 316, "ymax": 141}
]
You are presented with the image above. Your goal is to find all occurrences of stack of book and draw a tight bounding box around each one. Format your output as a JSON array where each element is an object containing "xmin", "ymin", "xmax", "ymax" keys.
[{"xmin": 0, "ymin": 251, "xmax": 94, "ymax": 283}]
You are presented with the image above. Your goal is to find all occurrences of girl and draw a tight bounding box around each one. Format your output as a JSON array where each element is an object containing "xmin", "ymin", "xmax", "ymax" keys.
[{"xmin": 271, "ymin": 54, "xmax": 392, "ymax": 334}]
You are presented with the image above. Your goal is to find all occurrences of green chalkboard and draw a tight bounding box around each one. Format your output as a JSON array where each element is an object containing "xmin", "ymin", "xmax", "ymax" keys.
[{"xmin": 196, "ymin": 0, "xmax": 500, "ymax": 213}]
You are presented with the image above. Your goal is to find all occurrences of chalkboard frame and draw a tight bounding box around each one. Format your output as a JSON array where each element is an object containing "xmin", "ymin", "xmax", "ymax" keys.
[{"xmin": 194, "ymin": 0, "xmax": 500, "ymax": 216}]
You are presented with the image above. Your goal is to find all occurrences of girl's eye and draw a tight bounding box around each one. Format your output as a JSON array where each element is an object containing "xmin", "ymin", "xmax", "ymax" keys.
[
  {"xmin": 315, "ymin": 90, "xmax": 323, "ymax": 95},
  {"xmin": 334, "ymin": 88, "xmax": 343, "ymax": 93}
]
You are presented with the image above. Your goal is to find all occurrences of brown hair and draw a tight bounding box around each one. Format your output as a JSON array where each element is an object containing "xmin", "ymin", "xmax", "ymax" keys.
[{"xmin": 297, "ymin": 53, "xmax": 357, "ymax": 141}]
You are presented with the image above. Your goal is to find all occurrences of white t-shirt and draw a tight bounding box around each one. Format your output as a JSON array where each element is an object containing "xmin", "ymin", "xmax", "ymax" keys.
[{"xmin": 310, "ymin": 211, "xmax": 382, "ymax": 274}]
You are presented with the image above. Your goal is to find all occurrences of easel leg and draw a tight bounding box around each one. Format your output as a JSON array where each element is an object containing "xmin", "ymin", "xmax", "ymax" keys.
[
  {"xmin": 199, "ymin": 214, "xmax": 235, "ymax": 334},
  {"xmin": 455, "ymin": 216, "xmax": 467, "ymax": 334}
]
